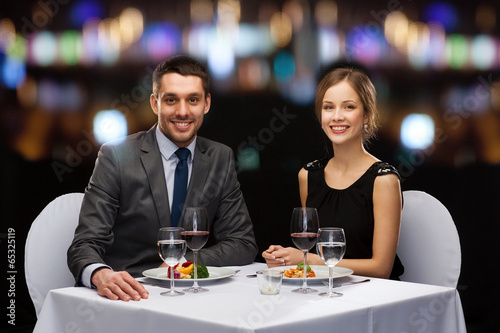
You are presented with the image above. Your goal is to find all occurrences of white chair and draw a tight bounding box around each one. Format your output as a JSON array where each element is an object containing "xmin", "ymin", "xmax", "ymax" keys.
[
  {"xmin": 25, "ymin": 192, "xmax": 84, "ymax": 317},
  {"xmin": 397, "ymin": 190, "xmax": 461, "ymax": 288}
]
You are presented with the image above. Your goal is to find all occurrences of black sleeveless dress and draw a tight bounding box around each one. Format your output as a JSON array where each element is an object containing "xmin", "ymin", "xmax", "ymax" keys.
[{"xmin": 305, "ymin": 159, "xmax": 404, "ymax": 280}]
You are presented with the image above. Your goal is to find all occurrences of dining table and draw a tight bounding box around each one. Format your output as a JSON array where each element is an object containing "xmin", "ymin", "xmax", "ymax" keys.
[{"xmin": 33, "ymin": 262, "xmax": 466, "ymax": 333}]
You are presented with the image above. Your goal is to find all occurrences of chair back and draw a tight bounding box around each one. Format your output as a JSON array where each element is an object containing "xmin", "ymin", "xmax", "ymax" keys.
[
  {"xmin": 24, "ymin": 193, "xmax": 83, "ymax": 317},
  {"xmin": 398, "ymin": 190, "xmax": 461, "ymax": 288}
]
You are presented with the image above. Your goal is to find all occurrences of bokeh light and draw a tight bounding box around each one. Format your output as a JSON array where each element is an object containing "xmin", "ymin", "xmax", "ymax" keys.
[
  {"xmin": 143, "ymin": 23, "xmax": 181, "ymax": 62},
  {"xmin": 70, "ymin": 0, "xmax": 105, "ymax": 28},
  {"xmin": 346, "ymin": 25, "xmax": 385, "ymax": 65},
  {"xmin": 423, "ymin": 2, "xmax": 458, "ymax": 32},
  {"xmin": 16, "ymin": 76, "xmax": 38, "ymax": 108},
  {"xmin": 1, "ymin": 56, "xmax": 26, "ymax": 89},
  {"xmin": 191, "ymin": 0, "xmax": 214, "ymax": 24},
  {"xmin": 207, "ymin": 33, "xmax": 235, "ymax": 79},
  {"xmin": 315, "ymin": 0, "xmax": 337, "ymax": 27},
  {"xmin": 470, "ymin": 35, "xmax": 497, "ymax": 70},
  {"xmin": 400, "ymin": 113, "xmax": 435, "ymax": 150},
  {"xmin": 59, "ymin": 30, "xmax": 83, "ymax": 66},
  {"xmin": 273, "ymin": 50, "xmax": 295, "ymax": 83},
  {"xmin": 31, "ymin": 31, "xmax": 58, "ymax": 66},
  {"xmin": 238, "ymin": 57, "xmax": 270, "ymax": 90},
  {"xmin": 385, "ymin": 11, "xmax": 409, "ymax": 53},
  {"xmin": 0, "ymin": 19, "xmax": 16, "ymax": 52},
  {"xmin": 476, "ymin": 3, "xmax": 496, "ymax": 33},
  {"xmin": 318, "ymin": 28, "xmax": 340, "ymax": 65},
  {"xmin": 407, "ymin": 22, "xmax": 431, "ymax": 69},
  {"xmin": 82, "ymin": 19, "xmax": 100, "ymax": 65},
  {"xmin": 445, "ymin": 34, "xmax": 468, "ymax": 69},
  {"xmin": 269, "ymin": 12, "xmax": 293, "ymax": 48},
  {"xmin": 93, "ymin": 110, "xmax": 128, "ymax": 144},
  {"xmin": 119, "ymin": 7, "xmax": 144, "ymax": 50},
  {"xmin": 237, "ymin": 146, "xmax": 260, "ymax": 172},
  {"xmin": 38, "ymin": 78, "xmax": 60, "ymax": 111},
  {"xmin": 283, "ymin": 0, "xmax": 305, "ymax": 32},
  {"xmin": 98, "ymin": 18, "xmax": 121, "ymax": 65}
]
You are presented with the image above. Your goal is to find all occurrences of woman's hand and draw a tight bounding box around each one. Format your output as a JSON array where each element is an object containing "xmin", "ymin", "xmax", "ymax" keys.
[{"xmin": 262, "ymin": 245, "xmax": 304, "ymax": 267}]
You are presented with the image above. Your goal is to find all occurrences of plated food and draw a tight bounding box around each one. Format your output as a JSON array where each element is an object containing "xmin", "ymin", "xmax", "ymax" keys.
[
  {"xmin": 284, "ymin": 263, "xmax": 316, "ymax": 278},
  {"xmin": 166, "ymin": 260, "xmax": 209, "ymax": 279}
]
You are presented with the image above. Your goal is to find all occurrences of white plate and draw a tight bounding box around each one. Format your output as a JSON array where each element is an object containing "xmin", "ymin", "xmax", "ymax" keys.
[
  {"xmin": 142, "ymin": 267, "xmax": 236, "ymax": 283},
  {"xmin": 280, "ymin": 265, "xmax": 353, "ymax": 282}
]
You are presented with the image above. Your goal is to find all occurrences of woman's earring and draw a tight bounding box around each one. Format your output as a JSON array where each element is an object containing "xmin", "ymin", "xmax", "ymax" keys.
[{"xmin": 364, "ymin": 123, "xmax": 368, "ymax": 131}]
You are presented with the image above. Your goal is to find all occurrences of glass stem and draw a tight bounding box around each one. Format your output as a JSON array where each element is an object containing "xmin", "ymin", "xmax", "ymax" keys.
[
  {"xmin": 170, "ymin": 265, "xmax": 175, "ymax": 291},
  {"xmin": 193, "ymin": 250, "xmax": 199, "ymax": 288},
  {"xmin": 302, "ymin": 250, "xmax": 308, "ymax": 292},
  {"xmin": 328, "ymin": 266, "xmax": 333, "ymax": 295}
]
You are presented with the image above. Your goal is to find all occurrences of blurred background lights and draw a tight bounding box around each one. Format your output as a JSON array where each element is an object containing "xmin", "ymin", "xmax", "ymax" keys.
[
  {"xmin": 118, "ymin": 7, "xmax": 144, "ymax": 50},
  {"xmin": 16, "ymin": 76, "xmax": 38, "ymax": 108},
  {"xmin": 207, "ymin": 34, "xmax": 235, "ymax": 79},
  {"xmin": 82, "ymin": 19, "xmax": 100, "ymax": 64},
  {"xmin": 315, "ymin": 0, "xmax": 338, "ymax": 27},
  {"xmin": 59, "ymin": 31, "xmax": 83, "ymax": 66},
  {"xmin": 144, "ymin": 23, "xmax": 180, "ymax": 61},
  {"xmin": 282, "ymin": 0, "xmax": 305, "ymax": 32},
  {"xmin": 318, "ymin": 28, "xmax": 340, "ymax": 65},
  {"xmin": 400, "ymin": 113, "xmax": 435, "ymax": 150},
  {"xmin": 38, "ymin": 78, "xmax": 60, "ymax": 111},
  {"xmin": 238, "ymin": 57, "xmax": 270, "ymax": 90},
  {"xmin": 1, "ymin": 56, "xmax": 26, "ymax": 89},
  {"xmin": 31, "ymin": 31, "xmax": 57, "ymax": 66},
  {"xmin": 93, "ymin": 110, "xmax": 128, "ymax": 144},
  {"xmin": 0, "ymin": 19, "xmax": 16, "ymax": 52},
  {"xmin": 445, "ymin": 34, "xmax": 468, "ymax": 69},
  {"xmin": 407, "ymin": 22, "xmax": 431, "ymax": 69},
  {"xmin": 190, "ymin": 0, "xmax": 214, "ymax": 24},
  {"xmin": 428, "ymin": 23, "xmax": 446, "ymax": 68},
  {"xmin": 288, "ymin": 75, "xmax": 316, "ymax": 105},
  {"xmin": 423, "ymin": 2, "xmax": 458, "ymax": 32},
  {"xmin": 70, "ymin": 0, "xmax": 105, "ymax": 28},
  {"xmin": 470, "ymin": 35, "xmax": 497, "ymax": 70},
  {"xmin": 384, "ymin": 11, "xmax": 409, "ymax": 53},
  {"xmin": 346, "ymin": 25, "xmax": 384, "ymax": 65},
  {"xmin": 269, "ymin": 12, "xmax": 293, "ymax": 48},
  {"xmin": 98, "ymin": 18, "xmax": 121, "ymax": 64},
  {"xmin": 237, "ymin": 146, "xmax": 260, "ymax": 172},
  {"xmin": 475, "ymin": 3, "xmax": 496, "ymax": 33},
  {"xmin": 273, "ymin": 50, "xmax": 295, "ymax": 83},
  {"xmin": 217, "ymin": 0, "xmax": 241, "ymax": 28}
]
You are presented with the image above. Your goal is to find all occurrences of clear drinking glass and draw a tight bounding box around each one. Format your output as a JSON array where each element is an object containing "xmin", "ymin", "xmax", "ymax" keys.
[
  {"xmin": 157, "ymin": 227, "xmax": 187, "ymax": 296},
  {"xmin": 290, "ymin": 207, "xmax": 319, "ymax": 293},
  {"xmin": 180, "ymin": 207, "xmax": 210, "ymax": 293},
  {"xmin": 316, "ymin": 227, "xmax": 346, "ymax": 297}
]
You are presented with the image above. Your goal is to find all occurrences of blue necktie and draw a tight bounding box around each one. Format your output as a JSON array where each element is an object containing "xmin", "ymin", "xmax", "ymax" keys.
[{"xmin": 171, "ymin": 148, "xmax": 190, "ymax": 227}]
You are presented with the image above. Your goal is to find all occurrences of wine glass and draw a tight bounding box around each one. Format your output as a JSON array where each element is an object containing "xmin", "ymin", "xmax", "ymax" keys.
[
  {"xmin": 157, "ymin": 227, "xmax": 187, "ymax": 296},
  {"xmin": 180, "ymin": 207, "xmax": 210, "ymax": 293},
  {"xmin": 316, "ymin": 227, "xmax": 346, "ymax": 297},
  {"xmin": 290, "ymin": 207, "xmax": 319, "ymax": 293}
]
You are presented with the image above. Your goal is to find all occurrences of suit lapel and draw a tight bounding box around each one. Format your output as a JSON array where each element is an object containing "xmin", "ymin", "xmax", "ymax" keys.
[
  {"xmin": 185, "ymin": 138, "xmax": 209, "ymax": 208},
  {"xmin": 140, "ymin": 125, "xmax": 171, "ymax": 227}
]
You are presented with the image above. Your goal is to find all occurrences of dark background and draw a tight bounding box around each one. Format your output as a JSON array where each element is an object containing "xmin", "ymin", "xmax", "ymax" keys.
[{"xmin": 1, "ymin": 0, "xmax": 500, "ymax": 332}]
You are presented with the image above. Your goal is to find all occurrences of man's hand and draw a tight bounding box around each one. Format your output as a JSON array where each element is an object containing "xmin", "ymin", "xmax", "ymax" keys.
[
  {"xmin": 91, "ymin": 268, "xmax": 149, "ymax": 301},
  {"xmin": 262, "ymin": 245, "xmax": 304, "ymax": 267}
]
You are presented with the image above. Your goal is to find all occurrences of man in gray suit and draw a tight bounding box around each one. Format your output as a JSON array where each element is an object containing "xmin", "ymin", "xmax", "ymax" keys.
[{"xmin": 67, "ymin": 55, "xmax": 258, "ymax": 301}]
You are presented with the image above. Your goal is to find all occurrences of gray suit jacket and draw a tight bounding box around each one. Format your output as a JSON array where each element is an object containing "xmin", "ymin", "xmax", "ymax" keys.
[{"xmin": 67, "ymin": 125, "xmax": 257, "ymax": 283}]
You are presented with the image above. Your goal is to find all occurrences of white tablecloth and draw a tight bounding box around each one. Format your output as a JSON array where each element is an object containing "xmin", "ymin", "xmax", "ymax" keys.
[{"xmin": 34, "ymin": 263, "xmax": 466, "ymax": 333}]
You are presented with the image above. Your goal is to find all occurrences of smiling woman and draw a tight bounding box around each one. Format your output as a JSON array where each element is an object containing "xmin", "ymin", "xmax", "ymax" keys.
[{"xmin": 263, "ymin": 67, "xmax": 404, "ymax": 281}]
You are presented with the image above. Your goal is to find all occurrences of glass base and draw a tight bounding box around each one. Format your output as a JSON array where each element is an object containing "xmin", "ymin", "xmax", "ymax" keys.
[
  {"xmin": 183, "ymin": 286, "xmax": 209, "ymax": 293},
  {"xmin": 160, "ymin": 289, "xmax": 184, "ymax": 296},
  {"xmin": 319, "ymin": 291, "xmax": 343, "ymax": 297},
  {"xmin": 292, "ymin": 287, "xmax": 317, "ymax": 294}
]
